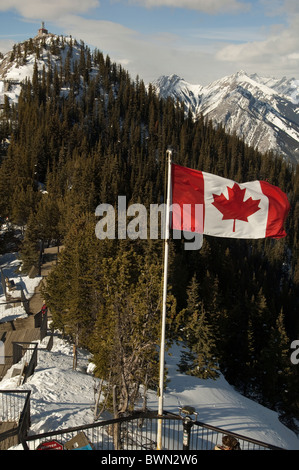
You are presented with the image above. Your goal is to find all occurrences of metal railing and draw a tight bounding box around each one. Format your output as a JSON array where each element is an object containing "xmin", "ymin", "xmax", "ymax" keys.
[
  {"xmin": 12, "ymin": 342, "xmax": 38, "ymax": 384},
  {"xmin": 21, "ymin": 410, "xmax": 284, "ymax": 451},
  {"xmin": 189, "ymin": 419, "xmax": 283, "ymax": 450},
  {"xmin": 0, "ymin": 390, "xmax": 31, "ymax": 450}
]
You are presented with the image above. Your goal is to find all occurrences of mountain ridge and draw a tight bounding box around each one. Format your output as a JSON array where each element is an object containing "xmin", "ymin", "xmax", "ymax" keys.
[
  {"xmin": 1, "ymin": 32, "xmax": 299, "ymax": 164},
  {"xmin": 152, "ymin": 71, "xmax": 299, "ymax": 165}
]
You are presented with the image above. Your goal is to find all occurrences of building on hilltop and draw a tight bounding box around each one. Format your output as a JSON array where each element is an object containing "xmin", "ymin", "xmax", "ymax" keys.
[{"xmin": 38, "ymin": 22, "xmax": 48, "ymax": 36}]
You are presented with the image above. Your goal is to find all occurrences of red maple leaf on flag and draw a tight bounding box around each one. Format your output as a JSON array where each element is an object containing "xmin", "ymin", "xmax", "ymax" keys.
[{"xmin": 212, "ymin": 183, "xmax": 261, "ymax": 232}]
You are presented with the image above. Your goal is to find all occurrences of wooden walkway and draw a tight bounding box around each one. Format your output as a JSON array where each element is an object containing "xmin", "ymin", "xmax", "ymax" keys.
[
  {"xmin": 0, "ymin": 246, "xmax": 61, "ymax": 381},
  {"xmin": 0, "ymin": 317, "xmax": 41, "ymax": 380}
]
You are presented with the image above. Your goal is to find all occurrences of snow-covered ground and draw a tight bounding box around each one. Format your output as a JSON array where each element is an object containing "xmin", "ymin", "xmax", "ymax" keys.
[
  {"xmin": 0, "ymin": 252, "xmax": 41, "ymax": 322},
  {"xmin": 0, "ymin": 337, "xmax": 298, "ymax": 450},
  {"xmin": 1, "ymin": 253, "xmax": 299, "ymax": 450},
  {"xmin": 148, "ymin": 344, "xmax": 299, "ymax": 450}
]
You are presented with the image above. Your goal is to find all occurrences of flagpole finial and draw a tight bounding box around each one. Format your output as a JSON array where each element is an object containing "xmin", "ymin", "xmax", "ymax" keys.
[
  {"xmin": 166, "ymin": 146, "xmax": 174, "ymax": 156},
  {"xmin": 166, "ymin": 147, "xmax": 173, "ymax": 165}
]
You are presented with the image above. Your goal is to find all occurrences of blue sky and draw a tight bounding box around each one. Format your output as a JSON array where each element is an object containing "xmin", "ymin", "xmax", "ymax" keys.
[{"xmin": 0, "ymin": 0, "xmax": 298, "ymax": 85}]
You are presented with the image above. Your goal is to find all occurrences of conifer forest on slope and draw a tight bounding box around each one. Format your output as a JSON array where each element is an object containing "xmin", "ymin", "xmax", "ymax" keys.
[{"xmin": 0, "ymin": 36, "xmax": 298, "ymax": 425}]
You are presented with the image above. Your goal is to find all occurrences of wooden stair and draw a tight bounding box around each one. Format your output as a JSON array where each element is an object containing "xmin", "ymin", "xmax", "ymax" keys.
[{"xmin": 0, "ymin": 315, "xmax": 41, "ymax": 381}]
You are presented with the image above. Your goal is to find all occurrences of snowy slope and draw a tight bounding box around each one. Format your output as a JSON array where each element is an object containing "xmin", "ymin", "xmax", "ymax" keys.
[
  {"xmin": 152, "ymin": 71, "xmax": 299, "ymax": 164},
  {"xmin": 148, "ymin": 344, "xmax": 299, "ymax": 450},
  {"xmin": 1, "ymin": 252, "xmax": 299, "ymax": 450},
  {"xmin": 0, "ymin": 34, "xmax": 85, "ymax": 107},
  {"xmin": 0, "ymin": 336, "xmax": 298, "ymax": 450}
]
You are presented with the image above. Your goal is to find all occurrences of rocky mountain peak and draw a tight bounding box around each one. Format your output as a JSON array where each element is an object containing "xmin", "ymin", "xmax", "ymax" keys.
[{"xmin": 152, "ymin": 72, "xmax": 299, "ymax": 164}]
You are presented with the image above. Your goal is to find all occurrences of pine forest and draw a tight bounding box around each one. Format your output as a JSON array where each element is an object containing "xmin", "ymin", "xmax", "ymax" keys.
[{"xmin": 0, "ymin": 35, "xmax": 299, "ymax": 426}]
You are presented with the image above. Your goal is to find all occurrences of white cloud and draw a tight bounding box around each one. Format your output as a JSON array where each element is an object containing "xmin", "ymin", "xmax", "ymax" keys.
[
  {"xmin": 217, "ymin": 19, "xmax": 299, "ymax": 60},
  {"xmin": 53, "ymin": 4, "xmax": 299, "ymax": 83},
  {"xmin": 215, "ymin": 12, "xmax": 299, "ymax": 78},
  {"xmin": 124, "ymin": 0, "xmax": 250, "ymax": 14},
  {"xmin": 0, "ymin": 0, "xmax": 99, "ymax": 20},
  {"xmin": 186, "ymin": 26, "xmax": 266, "ymax": 43},
  {"xmin": 53, "ymin": 14, "xmax": 235, "ymax": 84},
  {"xmin": 56, "ymin": 15, "xmax": 139, "ymax": 53},
  {"xmin": 0, "ymin": 39, "xmax": 15, "ymax": 55},
  {"xmin": 261, "ymin": 0, "xmax": 299, "ymax": 16}
]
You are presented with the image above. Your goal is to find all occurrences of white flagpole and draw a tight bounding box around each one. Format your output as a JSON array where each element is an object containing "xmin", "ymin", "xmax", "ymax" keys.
[{"xmin": 157, "ymin": 148, "xmax": 172, "ymax": 450}]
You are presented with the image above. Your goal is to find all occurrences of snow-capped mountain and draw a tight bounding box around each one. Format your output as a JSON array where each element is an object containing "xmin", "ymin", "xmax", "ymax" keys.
[
  {"xmin": 1, "ymin": 29, "xmax": 299, "ymax": 165},
  {"xmin": 152, "ymin": 72, "xmax": 299, "ymax": 165},
  {"xmin": 0, "ymin": 30, "xmax": 91, "ymax": 107}
]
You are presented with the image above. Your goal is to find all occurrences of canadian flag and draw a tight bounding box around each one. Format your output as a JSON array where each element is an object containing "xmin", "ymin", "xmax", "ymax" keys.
[{"xmin": 171, "ymin": 164, "xmax": 290, "ymax": 239}]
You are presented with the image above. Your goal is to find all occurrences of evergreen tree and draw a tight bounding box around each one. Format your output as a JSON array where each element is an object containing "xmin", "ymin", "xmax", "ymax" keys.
[
  {"xmin": 35, "ymin": 193, "xmax": 62, "ymax": 246},
  {"xmin": 19, "ymin": 211, "xmax": 41, "ymax": 273},
  {"xmin": 11, "ymin": 184, "xmax": 38, "ymax": 230},
  {"xmin": 91, "ymin": 247, "xmax": 175, "ymax": 414},
  {"xmin": 45, "ymin": 212, "xmax": 103, "ymax": 346},
  {"xmin": 178, "ymin": 275, "xmax": 219, "ymax": 379},
  {"xmin": 258, "ymin": 310, "xmax": 293, "ymax": 410}
]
